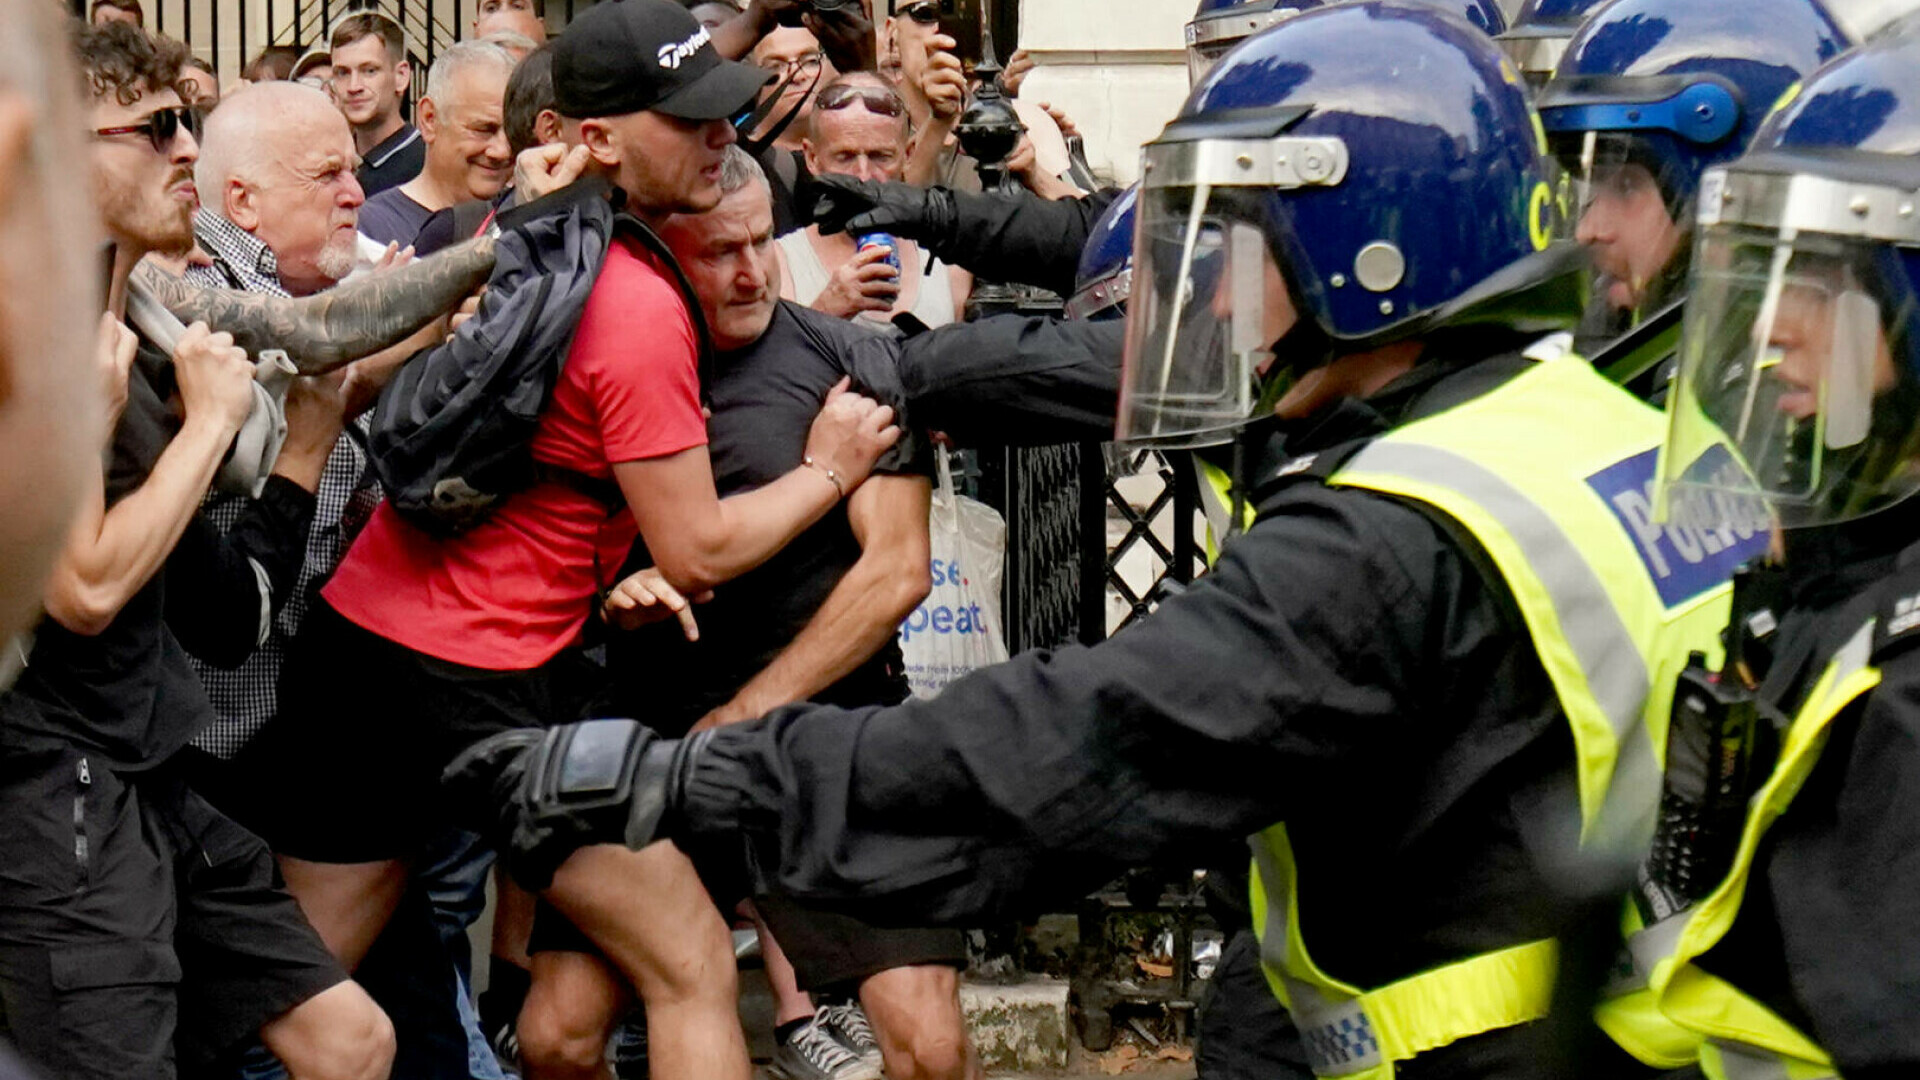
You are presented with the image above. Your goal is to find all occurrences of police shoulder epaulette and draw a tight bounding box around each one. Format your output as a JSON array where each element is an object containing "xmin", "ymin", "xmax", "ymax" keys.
[
  {"xmin": 1870, "ymin": 560, "xmax": 1920, "ymax": 663},
  {"xmin": 1248, "ymin": 438, "xmax": 1372, "ymax": 513}
]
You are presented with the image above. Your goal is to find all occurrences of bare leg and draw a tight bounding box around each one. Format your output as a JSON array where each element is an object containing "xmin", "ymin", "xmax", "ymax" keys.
[
  {"xmin": 544, "ymin": 843, "xmax": 750, "ymax": 1080},
  {"xmin": 493, "ymin": 870, "xmax": 538, "ymax": 970},
  {"xmin": 518, "ymin": 950, "xmax": 630, "ymax": 1080},
  {"xmin": 276, "ymin": 856, "xmax": 410, "ymax": 971},
  {"xmin": 860, "ymin": 964, "xmax": 979, "ymax": 1080},
  {"xmin": 260, "ymin": 980, "xmax": 397, "ymax": 1080},
  {"xmin": 746, "ymin": 901, "xmax": 816, "ymax": 1027}
]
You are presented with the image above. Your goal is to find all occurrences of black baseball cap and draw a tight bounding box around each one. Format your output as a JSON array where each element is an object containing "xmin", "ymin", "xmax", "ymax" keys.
[{"xmin": 552, "ymin": 0, "xmax": 768, "ymax": 121}]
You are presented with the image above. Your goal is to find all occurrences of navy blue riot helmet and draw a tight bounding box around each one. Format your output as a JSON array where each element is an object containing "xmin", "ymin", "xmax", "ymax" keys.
[
  {"xmin": 1662, "ymin": 22, "xmax": 1920, "ymax": 529},
  {"xmin": 1067, "ymin": 186, "xmax": 1139, "ymax": 321},
  {"xmin": 1536, "ymin": 0, "xmax": 1851, "ymax": 317},
  {"xmin": 1184, "ymin": 0, "xmax": 1503, "ymax": 85},
  {"xmin": 1185, "ymin": 0, "xmax": 1325, "ymax": 83},
  {"xmin": 1496, "ymin": 0, "xmax": 1609, "ymax": 90},
  {"xmin": 1120, "ymin": 0, "xmax": 1578, "ymax": 447}
]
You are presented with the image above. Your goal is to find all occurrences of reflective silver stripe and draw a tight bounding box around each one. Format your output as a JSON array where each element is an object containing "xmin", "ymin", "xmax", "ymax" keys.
[
  {"xmin": 1338, "ymin": 441, "xmax": 1657, "ymax": 842},
  {"xmin": 1825, "ymin": 619, "xmax": 1876, "ymax": 694},
  {"xmin": 1712, "ymin": 1040, "xmax": 1835, "ymax": 1080},
  {"xmin": 1627, "ymin": 910, "xmax": 1692, "ymax": 983},
  {"xmin": 1249, "ymin": 838, "xmax": 1384, "ymax": 1077},
  {"xmin": 1194, "ymin": 458, "xmax": 1234, "ymax": 547}
]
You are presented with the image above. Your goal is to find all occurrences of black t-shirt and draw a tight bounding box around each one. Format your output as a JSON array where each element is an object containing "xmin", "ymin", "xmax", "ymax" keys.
[
  {"xmin": 606, "ymin": 302, "xmax": 927, "ymax": 731},
  {"xmin": 1, "ymin": 340, "xmax": 317, "ymax": 769},
  {"xmin": 1, "ymin": 346, "xmax": 212, "ymax": 768}
]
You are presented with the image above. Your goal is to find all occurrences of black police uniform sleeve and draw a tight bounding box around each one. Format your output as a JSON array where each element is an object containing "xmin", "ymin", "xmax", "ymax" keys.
[
  {"xmin": 926, "ymin": 186, "xmax": 1119, "ymax": 297},
  {"xmin": 893, "ymin": 315, "xmax": 1124, "ymax": 446},
  {"xmin": 162, "ymin": 474, "xmax": 317, "ymax": 669},
  {"xmin": 1765, "ymin": 652, "xmax": 1920, "ymax": 1075},
  {"xmin": 678, "ymin": 481, "xmax": 1533, "ymax": 924}
]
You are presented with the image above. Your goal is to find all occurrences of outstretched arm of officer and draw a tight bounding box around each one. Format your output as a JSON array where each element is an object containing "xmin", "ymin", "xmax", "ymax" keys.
[
  {"xmin": 810, "ymin": 175, "xmax": 1118, "ymax": 297},
  {"xmin": 129, "ymin": 236, "xmax": 496, "ymax": 374},
  {"xmin": 895, "ymin": 314, "xmax": 1125, "ymax": 446},
  {"xmin": 446, "ymin": 491, "xmax": 1487, "ymax": 919}
]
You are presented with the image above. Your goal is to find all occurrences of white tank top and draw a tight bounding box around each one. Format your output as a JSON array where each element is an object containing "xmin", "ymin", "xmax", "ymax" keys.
[{"xmin": 778, "ymin": 230, "xmax": 959, "ymax": 332}]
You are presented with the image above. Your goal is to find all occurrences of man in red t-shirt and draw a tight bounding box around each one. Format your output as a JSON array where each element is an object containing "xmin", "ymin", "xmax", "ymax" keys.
[{"xmin": 238, "ymin": 3, "xmax": 901, "ymax": 1076}]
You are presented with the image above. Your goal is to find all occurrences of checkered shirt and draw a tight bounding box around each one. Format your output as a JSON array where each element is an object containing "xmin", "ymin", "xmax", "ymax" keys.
[{"xmin": 185, "ymin": 210, "xmax": 381, "ymax": 758}]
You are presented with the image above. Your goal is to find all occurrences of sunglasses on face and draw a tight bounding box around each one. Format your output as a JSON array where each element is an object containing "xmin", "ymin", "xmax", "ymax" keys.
[
  {"xmin": 894, "ymin": 1, "xmax": 939, "ymax": 25},
  {"xmin": 93, "ymin": 105, "xmax": 198, "ymax": 153},
  {"xmin": 817, "ymin": 83, "xmax": 906, "ymax": 118}
]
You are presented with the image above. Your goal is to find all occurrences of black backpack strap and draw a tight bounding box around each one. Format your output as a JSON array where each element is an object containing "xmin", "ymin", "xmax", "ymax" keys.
[{"xmin": 615, "ymin": 213, "xmax": 718, "ymax": 408}]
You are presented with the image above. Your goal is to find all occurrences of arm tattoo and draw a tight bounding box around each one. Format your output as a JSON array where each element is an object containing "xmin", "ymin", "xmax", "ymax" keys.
[{"xmin": 130, "ymin": 237, "xmax": 497, "ymax": 374}]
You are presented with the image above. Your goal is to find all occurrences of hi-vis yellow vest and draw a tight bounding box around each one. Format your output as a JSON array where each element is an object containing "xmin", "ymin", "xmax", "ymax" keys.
[
  {"xmin": 1249, "ymin": 354, "xmax": 1765, "ymax": 1078},
  {"xmin": 1641, "ymin": 621, "xmax": 1879, "ymax": 1080}
]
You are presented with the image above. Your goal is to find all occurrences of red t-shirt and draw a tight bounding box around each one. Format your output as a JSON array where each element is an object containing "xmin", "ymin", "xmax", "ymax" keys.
[{"xmin": 325, "ymin": 238, "xmax": 706, "ymax": 670}]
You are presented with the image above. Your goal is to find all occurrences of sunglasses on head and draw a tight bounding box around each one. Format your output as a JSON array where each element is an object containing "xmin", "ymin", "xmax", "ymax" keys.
[
  {"xmin": 894, "ymin": 1, "xmax": 939, "ymax": 25},
  {"xmin": 93, "ymin": 105, "xmax": 198, "ymax": 153},
  {"xmin": 817, "ymin": 83, "xmax": 907, "ymax": 118}
]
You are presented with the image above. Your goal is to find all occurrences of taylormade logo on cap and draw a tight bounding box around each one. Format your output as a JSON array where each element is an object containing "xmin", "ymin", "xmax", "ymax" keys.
[{"xmin": 657, "ymin": 25, "xmax": 711, "ymax": 70}]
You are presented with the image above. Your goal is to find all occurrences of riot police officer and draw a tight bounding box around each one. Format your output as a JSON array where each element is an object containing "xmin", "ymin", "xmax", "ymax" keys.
[
  {"xmin": 446, "ymin": 6, "xmax": 1756, "ymax": 1077},
  {"xmin": 1636, "ymin": 26, "xmax": 1920, "ymax": 1079},
  {"xmin": 1535, "ymin": 0, "xmax": 1851, "ymax": 381}
]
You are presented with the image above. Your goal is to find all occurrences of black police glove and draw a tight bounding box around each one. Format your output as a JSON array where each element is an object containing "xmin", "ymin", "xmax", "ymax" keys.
[
  {"xmin": 808, "ymin": 174, "xmax": 958, "ymax": 246},
  {"xmin": 441, "ymin": 719, "xmax": 701, "ymax": 892}
]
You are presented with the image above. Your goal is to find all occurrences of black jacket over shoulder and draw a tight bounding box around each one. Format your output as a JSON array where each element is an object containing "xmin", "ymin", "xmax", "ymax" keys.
[
  {"xmin": 1697, "ymin": 508, "xmax": 1920, "ymax": 1078},
  {"xmin": 680, "ymin": 340, "xmax": 1660, "ymax": 1079}
]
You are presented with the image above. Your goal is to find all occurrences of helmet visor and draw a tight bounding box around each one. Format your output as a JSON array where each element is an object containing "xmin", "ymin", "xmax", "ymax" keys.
[
  {"xmin": 1498, "ymin": 34, "xmax": 1567, "ymax": 95},
  {"xmin": 1551, "ymin": 131, "xmax": 1690, "ymax": 317},
  {"xmin": 1117, "ymin": 184, "xmax": 1279, "ymax": 448},
  {"xmin": 1662, "ymin": 226, "xmax": 1920, "ymax": 528}
]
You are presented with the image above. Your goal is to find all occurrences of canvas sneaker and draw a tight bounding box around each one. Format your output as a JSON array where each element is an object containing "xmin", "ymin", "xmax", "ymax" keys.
[{"xmin": 768, "ymin": 1008, "xmax": 883, "ymax": 1080}]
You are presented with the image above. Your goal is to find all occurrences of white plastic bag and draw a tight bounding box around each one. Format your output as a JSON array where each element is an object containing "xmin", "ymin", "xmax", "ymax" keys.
[{"xmin": 900, "ymin": 452, "xmax": 1009, "ymax": 698}]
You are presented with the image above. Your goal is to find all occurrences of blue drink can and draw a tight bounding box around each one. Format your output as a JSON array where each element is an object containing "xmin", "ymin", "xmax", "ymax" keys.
[{"xmin": 854, "ymin": 232, "xmax": 901, "ymax": 273}]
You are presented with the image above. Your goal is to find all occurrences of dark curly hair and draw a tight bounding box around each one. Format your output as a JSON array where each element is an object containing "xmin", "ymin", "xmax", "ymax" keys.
[{"xmin": 71, "ymin": 20, "xmax": 187, "ymax": 107}]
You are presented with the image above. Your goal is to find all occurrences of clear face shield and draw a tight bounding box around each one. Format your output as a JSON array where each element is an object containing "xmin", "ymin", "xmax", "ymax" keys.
[
  {"xmin": 1497, "ymin": 33, "xmax": 1569, "ymax": 96},
  {"xmin": 1116, "ymin": 130, "xmax": 1345, "ymax": 448},
  {"xmin": 1184, "ymin": 8, "xmax": 1300, "ymax": 85},
  {"xmin": 1117, "ymin": 186, "xmax": 1278, "ymax": 447},
  {"xmin": 1661, "ymin": 170, "xmax": 1920, "ymax": 530},
  {"xmin": 1549, "ymin": 131, "xmax": 1691, "ymax": 316}
]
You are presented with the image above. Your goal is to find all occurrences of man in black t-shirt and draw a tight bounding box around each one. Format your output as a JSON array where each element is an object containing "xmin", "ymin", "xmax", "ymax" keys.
[
  {"xmin": 514, "ymin": 148, "xmax": 980, "ymax": 1080},
  {"xmin": 0, "ymin": 22, "xmax": 392, "ymax": 1080}
]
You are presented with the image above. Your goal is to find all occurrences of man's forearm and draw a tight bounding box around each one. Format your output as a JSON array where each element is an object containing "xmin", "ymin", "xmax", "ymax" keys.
[
  {"xmin": 42, "ymin": 416, "xmax": 235, "ymax": 634},
  {"xmin": 905, "ymin": 122, "xmax": 956, "ymax": 188},
  {"xmin": 129, "ymin": 238, "xmax": 494, "ymax": 374},
  {"xmin": 707, "ymin": 550, "xmax": 927, "ymax": 726}
]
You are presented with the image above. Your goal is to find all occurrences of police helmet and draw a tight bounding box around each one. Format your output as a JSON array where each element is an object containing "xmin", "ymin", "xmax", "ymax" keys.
[
  {"xmin": 1661, "ymin": 23, "xmax": 1920, "ymax": 530},
  {"xmin": 1121, "ymin": 0, "xmax": 1577, "ymax": 447},
  {"xmin": 1185, "ymin": 0, "xmax": 1504, "ymax": 86},
  {"xmin": 1537, "ymin": 0, "xmax": 1851, "ymax": 317},
  {"xmin": 1185, "ymin": 0, "xmax": 1324, "ymax": 85},
  {"xmin": 1496, "ymin": 0, "xmax": 1609, "ymax": 92},
  {"xmin": 1068, "ymin": 185, "xmax": 1139, "ymax": 322}
]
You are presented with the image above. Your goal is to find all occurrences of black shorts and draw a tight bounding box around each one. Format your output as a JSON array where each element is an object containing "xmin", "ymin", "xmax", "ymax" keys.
[
  {"xmin": 0, "ymin": 744, "xmax": 346, "ymax": 1079},
  {"xmin": 229, "ymin": 600, "xmax": 604, "ymax": 863}
]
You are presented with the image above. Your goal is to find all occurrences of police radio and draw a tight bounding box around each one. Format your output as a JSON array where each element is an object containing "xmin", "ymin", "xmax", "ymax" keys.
[{"xmin": 1636, "ymin": 566, "xmax": 1780, "ymax": 925}]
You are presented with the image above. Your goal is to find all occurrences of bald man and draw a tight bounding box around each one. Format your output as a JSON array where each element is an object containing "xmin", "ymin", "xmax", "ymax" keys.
[{"xmin": 192, "ymin": 81, "xmax": 365, "ymax": 297}]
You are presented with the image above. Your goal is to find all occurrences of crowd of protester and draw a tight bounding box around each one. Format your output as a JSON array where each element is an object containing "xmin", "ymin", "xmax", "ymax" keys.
[{"xmin": 0, "ymin": 1, "xmax": 1090, "ymax": 1079}]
